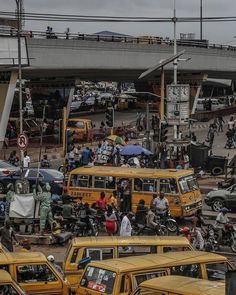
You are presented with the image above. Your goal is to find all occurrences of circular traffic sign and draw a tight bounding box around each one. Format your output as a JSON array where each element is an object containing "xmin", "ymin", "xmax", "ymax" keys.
[{"xmin": 17, "ymin": 133, "xmax": 29, "ymax": 150}]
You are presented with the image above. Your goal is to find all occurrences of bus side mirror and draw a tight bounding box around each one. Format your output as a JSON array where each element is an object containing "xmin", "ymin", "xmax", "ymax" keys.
[{"xmin": 78, "ymin": 257, "xmax": 91, "ymax": 270}]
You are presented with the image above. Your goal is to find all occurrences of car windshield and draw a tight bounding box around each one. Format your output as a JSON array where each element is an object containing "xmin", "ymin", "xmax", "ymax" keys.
[
  {"xmin": 80, "ymin": 266, "xmax": 116, "ymax": 294},
  {"xmin": 67, "ymin": 121, "xmax": 85, "ymax": 129},
  {"xmin": 179, "ymin": 175, "xmax": 199, "ymax": 194},
  {"xmin": 0, "ymin": 161, "xmax": 15, "ymax": 169}
]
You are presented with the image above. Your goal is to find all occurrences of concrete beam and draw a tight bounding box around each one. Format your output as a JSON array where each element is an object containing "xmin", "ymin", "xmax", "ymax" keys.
[{"xmin": 0, "ymin": 71, "xmax": 18, "ymax": 147}]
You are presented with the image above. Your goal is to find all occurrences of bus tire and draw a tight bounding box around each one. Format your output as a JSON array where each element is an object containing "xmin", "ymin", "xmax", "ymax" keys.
[{"xmin": 211, "ymin": 166, "xmax": 223, "ymax": 176}]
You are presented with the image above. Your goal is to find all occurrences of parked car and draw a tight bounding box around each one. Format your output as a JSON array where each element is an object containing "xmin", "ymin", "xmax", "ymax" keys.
[
  {"xmin": 0, "ymin": 168, "xmax": 63, "ymax": 194},
  {"xmin": 0, "ymin": 160, "xmax": 19, "ymax": 177},
  {"xmin": 205, "ymin": 184, "xmax": 236, "ymax": 211}
]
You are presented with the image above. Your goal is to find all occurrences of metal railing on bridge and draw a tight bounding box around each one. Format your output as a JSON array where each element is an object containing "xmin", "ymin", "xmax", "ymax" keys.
[{"xmin": 1, "ymin": 28, "xmax": 236, "ymax": 52}]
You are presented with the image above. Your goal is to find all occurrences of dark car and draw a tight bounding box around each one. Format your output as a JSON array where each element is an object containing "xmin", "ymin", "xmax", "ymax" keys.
[
  {"xmin": 205, "ymin": 184, "xmax": 236, "ymax": 211},
  {"xmin": 0, "ymin": 168, "xmax": 64, "ymax": 195}
]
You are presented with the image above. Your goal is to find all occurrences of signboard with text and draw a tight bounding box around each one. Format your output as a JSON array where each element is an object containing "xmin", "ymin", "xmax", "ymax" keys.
[{"xmin": 166, "ymin": 84, "xmax": 190, "ymax": 125}]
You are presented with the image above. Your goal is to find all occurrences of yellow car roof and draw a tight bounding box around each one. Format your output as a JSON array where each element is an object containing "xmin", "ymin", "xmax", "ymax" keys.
[
  {"xmin": 0, "ymin": 251, "xmax": 47, "ymax": 264},
  {"xmin": 87, "ymin": 251, "xmax": 227, "ymax": 274},
  {"xmin": 0, "ymin": 269, "xmax": 14, "ymax": 283},
  {"xmin": 139, "ymin": 276, "xmax": 225, "ymax": 295},
  {"xmin": 71, "ymin": 236, "xmax": 192, "ymax": 247}
]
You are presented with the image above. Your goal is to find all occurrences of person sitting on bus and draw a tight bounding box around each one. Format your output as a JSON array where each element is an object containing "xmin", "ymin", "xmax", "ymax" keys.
[{"xmin": 153, "ymin": 192, "xmax": 169, "ymax": 217}]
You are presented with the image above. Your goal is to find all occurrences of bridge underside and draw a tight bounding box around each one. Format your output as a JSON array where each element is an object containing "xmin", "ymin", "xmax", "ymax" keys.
[{"xmin": 20, "ymin": 68, "xmax": 235, "ymax": 82}]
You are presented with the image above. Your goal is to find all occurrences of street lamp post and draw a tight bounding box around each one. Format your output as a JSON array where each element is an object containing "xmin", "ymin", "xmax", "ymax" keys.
[{"xmin": 15, "ymin": 0, "xmax": 24, "ymax": 170}]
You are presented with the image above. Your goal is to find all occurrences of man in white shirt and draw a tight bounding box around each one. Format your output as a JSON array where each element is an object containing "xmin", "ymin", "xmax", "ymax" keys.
[
  {"xmin": 153, "ymin": 192, "xmax": 169, "ymax": 217},
  {"xmin": 120, "ymin": 213, "xmax": 132, "ymax": 237},
  {"xmin": 23, "ymin": 151, "xmax": 30, "ymax": 168},
  {"xmin": 214, "ymin": 207, "xmax": 229, "ymax": 244}
]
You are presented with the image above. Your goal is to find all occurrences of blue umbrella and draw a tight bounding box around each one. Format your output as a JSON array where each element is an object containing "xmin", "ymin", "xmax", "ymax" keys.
[{"xmin": 119, "ymin": 145, "xmax": 153, "ymax": 156}]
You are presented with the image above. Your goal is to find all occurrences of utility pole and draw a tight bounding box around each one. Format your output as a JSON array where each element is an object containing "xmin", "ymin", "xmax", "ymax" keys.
[
  {"xmin": 16, "ymin": 0, "xmax": 24, "ymax": 171},
  {"xmin": 173, "ymin": 0, "xmax": 177, "ymax": 85},
  {"xmin": 200, "ymin": 0, "xmax": 203, "ymax": 40}
]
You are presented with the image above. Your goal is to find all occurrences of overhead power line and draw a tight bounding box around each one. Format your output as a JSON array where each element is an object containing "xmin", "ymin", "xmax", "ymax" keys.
[{"xmin": 1, "ymin": 10, "xmax": 236, "ymax": 23}]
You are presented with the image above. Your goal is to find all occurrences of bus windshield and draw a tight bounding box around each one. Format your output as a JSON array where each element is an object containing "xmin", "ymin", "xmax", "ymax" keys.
[
  {"xmin": 80, "ymin": 266, "xmax": 116, "ymax": 294},
  {"xmin": 179, "ymin": 175, "xmax": 199, "ymax": 194}
]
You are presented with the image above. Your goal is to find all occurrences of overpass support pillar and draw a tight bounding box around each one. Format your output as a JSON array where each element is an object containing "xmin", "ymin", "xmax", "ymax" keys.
[{"xmin": 0, "ymin": 71, "xmax": 18, "ymax": 148}]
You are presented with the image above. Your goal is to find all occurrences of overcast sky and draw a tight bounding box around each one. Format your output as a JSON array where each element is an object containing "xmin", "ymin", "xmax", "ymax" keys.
[{"xmin": 1, "ymin": 0, "xmax": 236, "ymax": 44}]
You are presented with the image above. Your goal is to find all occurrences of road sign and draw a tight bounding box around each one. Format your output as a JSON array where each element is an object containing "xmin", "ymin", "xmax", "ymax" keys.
[{"xmin": 17, "ymin": 133, "xmax": 29, "ymax": 150}]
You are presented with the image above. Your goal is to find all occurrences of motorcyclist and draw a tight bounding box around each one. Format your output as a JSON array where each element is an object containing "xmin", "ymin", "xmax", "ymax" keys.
[
  {"xmin": 135, "ymin": 199, "xmax": 148, "ymax": 226},
  {"xmin": 33, "ymin": 183, "xmax": 53, "ymax": 235},
  {"xmin": 47, "ymin": 255, "xmax": 64, "ymax": 276},
  {"xmin": 146, "ymin": 205, "xmax": 160, "ymax": 231},
  {"xmin": 153, "ymin": 192, "xmax": 169, "ymax": 218},
  {"xmin": 214, "ymin": 207, "xmax": 230, "ymax": 244}
]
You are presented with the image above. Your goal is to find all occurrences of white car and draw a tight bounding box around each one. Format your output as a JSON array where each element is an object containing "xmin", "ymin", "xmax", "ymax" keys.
[{"xmin": 0, "ymin": 160, "xmax": 19, "ymax": 176}]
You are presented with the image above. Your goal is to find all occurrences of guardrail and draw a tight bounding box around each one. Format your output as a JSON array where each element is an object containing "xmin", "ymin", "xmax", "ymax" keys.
[{"xmin": 1, "ymin": 28, "xmax": 236, "ymax": 52}]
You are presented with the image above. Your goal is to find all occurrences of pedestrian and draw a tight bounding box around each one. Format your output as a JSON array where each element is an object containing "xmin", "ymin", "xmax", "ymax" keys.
[
  {"xmin": 5, "ymin": 183, "xmax": 14, "ymax": 221},
  {"xmin": 0, "ymin": 220, "xmax": 18, "ymax": 252},
  {"xmin": 183, "ymin": 151, "xmax": 190, "ymax": 169},
  {"xmin": 135, "ymin": 199, "xmax": 148, "ymax": 226},
  {"xmin": 217, "ymin": 116, "xmax": 225, "ymax": 132},
  {"xmin": 108, "ymin": 190, "xmax": 118, "ymax": 209},
  {"xmin": 23, "ymin": 151, "xmax": 30, "ymax": 168},
  {"xmin": 8, "ymin": 150, "xmax": 19, "ymax": 166},
  {"xmin": 33, "ymin": 183, "xmax": 53, "ymax": 235},
  {"xmin": 105, "ymin": 205, "xmax": 117, "ymax": 235},
  {"xmin": 81, "ymin": 147, "xmax": 91, "ymax": 166},
  {"xmin": 96, "ymin": 191, "xmax": 107, "ymax": 213},
  {"xmin": 120, "ymin": 212, "xmax": 133, "ymax": 237},
  {"xmin": 41, "ymin": 154, "xmax": 50, "ymax": 168}
]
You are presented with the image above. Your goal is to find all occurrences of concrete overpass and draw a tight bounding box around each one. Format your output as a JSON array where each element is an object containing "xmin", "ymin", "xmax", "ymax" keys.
[
  {"xmin": 1, "ymin": 35, "xmax": 236, "ymax": 81},
  {"xmin": 24, "ymin": 38, "xmax": 236, "ymax": 81},
  {"xmin": 1, "ymin": 34, "xmax": 236, "ymax": 145}
]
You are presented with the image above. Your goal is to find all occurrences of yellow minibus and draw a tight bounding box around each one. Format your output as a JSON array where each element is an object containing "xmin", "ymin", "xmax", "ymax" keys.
[
  {"xmin": 0, "ymin": 270, "xmax": 26, "ymax": 295},
  {"xmin": 67, "ymin": 166, "xmax": 202, "ymax": 217},
  {"xmin": 64, "ymin": 236, "xmax": 193, "ymax": 290},
  {"xmin": 0, "ymin": 251, "xmax": 71, "ymax": 295},
  {"xmin": 77, "ymin": 251, "xmax": 231, "ymax": 295},
  {"xmin": 132, "ymin": 275, "xmax": 225, "ymax": 295}
]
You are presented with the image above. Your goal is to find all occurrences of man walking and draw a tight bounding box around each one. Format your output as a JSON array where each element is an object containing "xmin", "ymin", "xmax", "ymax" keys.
[{"xmin": 0, "ymin": 220, "xmax": 18, "ymax": 252}]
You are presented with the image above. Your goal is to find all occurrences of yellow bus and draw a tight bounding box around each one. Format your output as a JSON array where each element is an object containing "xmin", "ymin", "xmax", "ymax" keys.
[
  {"xmin": 64, "ymin": 236, "xmax": 193, "ymax": 291},
  {"xmin": 67, "ymin": 166, "xmax": 202, "ymax": 217},
  {"xmin": 131, "ymin": 276, "xmax": 225, "ymax": 295},
  {"xmin": 77, "ymin": 251, "xmax": 230, "ymax": 295}
]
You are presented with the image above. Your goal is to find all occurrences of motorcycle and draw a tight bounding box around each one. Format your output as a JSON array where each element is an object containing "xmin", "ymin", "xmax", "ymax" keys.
[
  {"xmin": 158, "ymin": 211, "xmax": 179, "ymax": 233},
  {"xmin": 204, "ymin": 225, "xmax": 218, "ymax": 252},
  {"xmin": 213, "ymin": 223, "xmax": 236, "ymax": 253}
]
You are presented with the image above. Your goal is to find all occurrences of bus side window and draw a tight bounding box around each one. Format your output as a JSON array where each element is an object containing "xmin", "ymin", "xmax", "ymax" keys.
[
  {"xmin": 106, "ymin": 177, "xmax": 115, "ymax": 189},
  {"xmin": 142, "ymin": 179, "xmax": 156, "ymax": 192},
  {"xmin": 78, "ymin": 176, "xmax": 89, "ymax": 187},
  {"xmin": 160, "ymin": 179, "xmax": 171, "ymax": 193},
  {"xmin": 70, "ymin": 174, "xmax": 78, "ymax": 187},
  {"xmin": 94, "ymin": 176, "xmax": 106, "ymax": 189}
]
